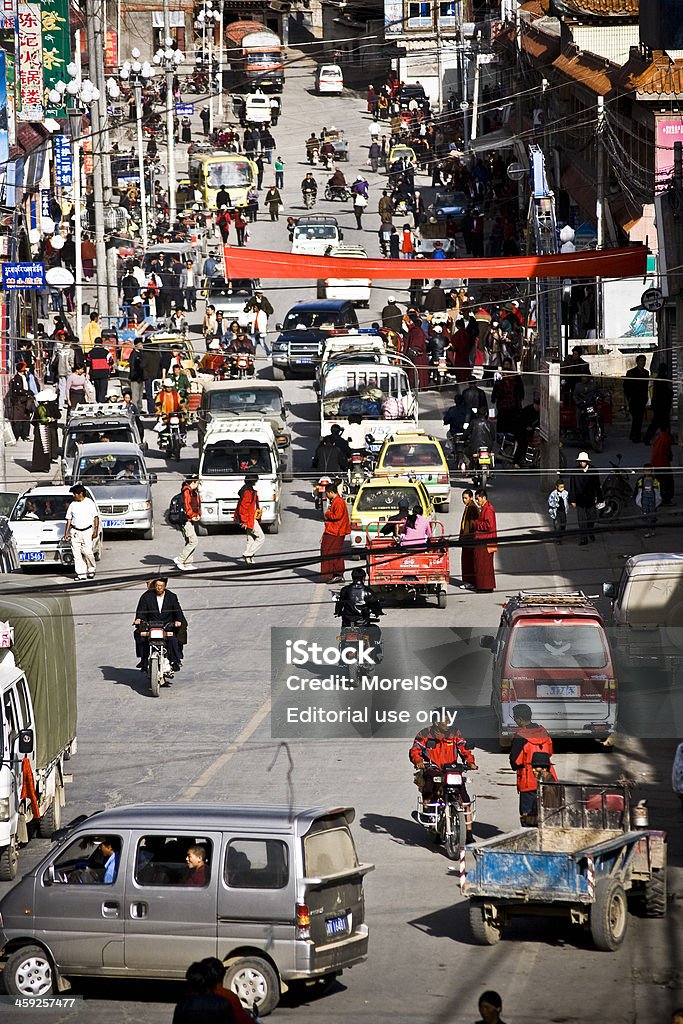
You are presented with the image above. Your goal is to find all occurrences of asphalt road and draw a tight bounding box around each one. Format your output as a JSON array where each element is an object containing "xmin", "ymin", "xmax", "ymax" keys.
[{"xmin": 0, "ymin": 54, "xmax": 681, "ymax": 1024}]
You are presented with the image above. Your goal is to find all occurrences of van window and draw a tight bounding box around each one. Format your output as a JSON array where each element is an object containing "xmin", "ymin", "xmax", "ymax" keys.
[
  {"xmin": 225, "ymin": 839, "xmax": 289, "ymax": 889},
  {"xmin": 65, "ymin": 425, "xmax": 135, "ymax": 460},
  {"xmin": 509, "ymin": 624, "xmax": 608, "ymax": 669},
  {"xmin": 304, "ymin": 827, "xmax": 358, "ymax": 876},
  {"xmin": 11, "ymin": 494, "xmax": 72, "ymax": 521},
  {"xmin": 52, "ymin": 834, "xmax": 122, "ymax": 885},
  {"xmin": 202, "ymin": 441, "xmax": 273, "ymax": 476},
  {"xmin": 134, "ymin": 835, "xmax": 213, "ymax": 886}
]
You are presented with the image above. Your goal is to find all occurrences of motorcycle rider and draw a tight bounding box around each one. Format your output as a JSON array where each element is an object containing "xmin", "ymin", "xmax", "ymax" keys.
[
  {"xmin": 328, "ymin": 167, "xmax": 347, "ymax": 192},
  {"xmin": 464, "ymin": 407, "xmax": 495, "ymax": 466},
  {"xmin": 305, "ymin": 132, "xmax": 319, "ymax": 162},
  {"xmin": 461, "ymin": 379, "xmax": 489, "ymax": 419},
  {"xmin": 443, "ymin": 391, "xmax": 468, "ymax": 434},
  {"xmin": 312, "ymin": 428, "xmax": 350, "ymax": 474},
  {"xmin": 301, "ymin": 172, "xmax": 318, "ymax": 204},
  {"xmin": 334, "ymin": 567, "xmax": 383, "ymax": 646},
  {"xmin": 155, "ymin": 378, "xmax": 187, "ymax": 419},
  {"xmin": 409, "ymin": 717, "xmax": 478, "ymax": 840},
  {"xmin": 134, "ymin": 577, "xmax": 186, "ymax": 675},
  {"xmin": 572, "ymin": 374, "xmax": 600, "ymax": 435}
]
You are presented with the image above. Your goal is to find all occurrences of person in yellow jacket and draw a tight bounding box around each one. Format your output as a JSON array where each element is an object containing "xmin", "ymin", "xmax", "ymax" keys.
[
  {"xmin": 81, "ymin": 311, "xmax": 102, "ymax": 353},
  {"xmin": 155, "ymin": 379, "xmax": 187, "ymax": 418}
]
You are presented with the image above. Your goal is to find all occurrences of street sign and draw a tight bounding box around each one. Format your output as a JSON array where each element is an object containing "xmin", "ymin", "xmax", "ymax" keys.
[
  {"xmin": 2, "ymin": 261, "xmax": 45, "ymax": 289},
  {"xmin": 54, "ymin": 135, "xmax": 73, "ymax": 188},
  {"xmin": 641, "ymin": 287, "xmax": 665, "ymax": 312},
  {"xmin": 507, "ymin": 161, "xmax": 525, "ymax": 181},
  {"xmin": 175, "ymin": 103, "xmax": 194, "ymax": 116}
]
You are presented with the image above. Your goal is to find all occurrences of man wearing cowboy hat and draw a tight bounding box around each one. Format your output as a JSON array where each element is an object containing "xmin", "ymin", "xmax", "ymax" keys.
[{"xmin": 568, "ymin": 451, "xmax": 603, "ymax": 545}]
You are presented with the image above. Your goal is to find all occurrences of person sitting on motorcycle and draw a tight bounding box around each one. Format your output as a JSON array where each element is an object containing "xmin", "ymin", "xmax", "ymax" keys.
[
  {"xmin": 461, "ymin": 380, "xmax": 489, "ymax": 419},
  {"xmin": 328, "ymin": 168, "xmax": 347, "ymax": 190},
  {"xmin": 464, "ymin": 408, "xmax": 495, "ymax": 460},
  {"xmin": 334, "ymin": 567, "xmax": 383, "ymax": 645},
  {"xmin": 312, "ymin": 427, "xmax": 350, "ymax": 473},
  {"xmin": 345, "ymin": 414, "xmax": 368, "ymax": 452},
  {"xmin": 572, "ymin": 374, "xmax": 600, "ymax": 432},
  {"xmin": 226, "ymin": 332, "xmax": 255, "ymax": 356},
  {"xmin": 155, "ymin": 378, "xmax": 187, "ymax": 419},
  {"xmin": 443, "ymin": 392, "xmax": 468, "ymax": 435},
  {"xmin": 512, "ymin": 394, "xmax": 540, "ymax": 468},
  {"xmin": 320, "ymin": 139, "xmax": 336, "ymax": 166},
  {"xmin": 305, "ymin": 133, "xmax": 319, "ymax": 160},
  {"xmin": 301, "ymin": 172, "xmax": 318, "ymax": 197},
  {"xmin": 133, "ymin": 577, "xmax": 186, "ymax": 674},
  {"xmin": 409, "ymin": 717, "xmax": 478, "ymax": 838}
]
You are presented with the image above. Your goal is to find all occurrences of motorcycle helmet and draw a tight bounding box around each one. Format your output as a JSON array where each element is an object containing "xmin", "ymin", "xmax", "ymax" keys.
[{"xmin": 351, "ymin": 567, "xmax": 366, "ymax": 582}]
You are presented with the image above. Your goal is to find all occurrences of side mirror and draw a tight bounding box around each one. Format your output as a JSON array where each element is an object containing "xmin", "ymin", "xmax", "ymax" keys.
[
  {"xmin": 602, "ymin": 582, "xmax": 615, "ymax": 599},
  {"xmin": 44, "ymin": 865, "xmax": 57, "ymax": 886},
  {"xmin": 149, "ymin": 473, "xmax": 158, "ymax": 485},
  {"xmin": 275, "ymin": 323, "xmax": 283, "ymax": 331},
  {"xmin": 19, "ymin": 729, "xmax": 33, "ymax": 755},
  {"xmin": 479, "ymin": 635, "xmax": 495, "ymax": 651}
]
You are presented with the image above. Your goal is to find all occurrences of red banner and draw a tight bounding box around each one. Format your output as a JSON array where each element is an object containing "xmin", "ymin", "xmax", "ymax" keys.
[{"xmin": 223, "ymin": 246, "xmax": 647, "ymax": 281}]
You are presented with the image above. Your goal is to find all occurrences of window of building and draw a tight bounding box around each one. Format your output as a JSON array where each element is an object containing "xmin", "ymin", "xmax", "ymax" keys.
[
  {"xmin": 407, "ymin": 0, "xmax": 432, "ymax": 26},
  {"xmin": 439, "ymin": 0, "xmax": 456, "ymax": 17}
]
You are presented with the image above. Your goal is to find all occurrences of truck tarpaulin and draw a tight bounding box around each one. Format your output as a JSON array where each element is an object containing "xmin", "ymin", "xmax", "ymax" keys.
[
  {"xmin": 0, "ymin": 581, "xmax": 77, "ymax": 770},
  {"xmin": 223, "ymin": 246, "xmax": 648, "ymax": 281}
]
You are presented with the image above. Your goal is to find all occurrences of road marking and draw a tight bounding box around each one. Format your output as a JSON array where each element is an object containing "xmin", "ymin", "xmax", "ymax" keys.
[{"xmin": 180, "ymin": 580, "xmax": 327, "ymax": 800}]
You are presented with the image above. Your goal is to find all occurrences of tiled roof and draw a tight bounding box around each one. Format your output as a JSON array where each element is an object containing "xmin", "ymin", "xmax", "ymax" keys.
[
  {"xmin": 520, "ymin": 21, "xmax": 561, "ymax": 64},
  {"xmin": 519, "ymin": 0, "xmax": 551, "ymax": 16},
  {"xmin": 552, "ymin": 0, "xmax": 638, "ymax": 16},
  {"xmin": 613, "ymin": 50, "xmax": 683, "ymax": 96},
  {"xmin": 551, "ymin": 46, "xmax": 613, "ymax": 94}
]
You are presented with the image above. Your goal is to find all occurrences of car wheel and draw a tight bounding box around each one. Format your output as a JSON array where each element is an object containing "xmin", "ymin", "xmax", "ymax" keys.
[
  {"xmin": 143, "ymin": 523, "xmax": 155, "ymax": 541},
  {"xmin": 3, "ymin": 946, "xmax": 55, "ymax": 997},
  {"xmin": 225, "ymin": 956, "xmax": 279, "ymax": 1016},
  {"xmin": 0, "ymin": 839, "xmax": 18, "ymax": 880}
]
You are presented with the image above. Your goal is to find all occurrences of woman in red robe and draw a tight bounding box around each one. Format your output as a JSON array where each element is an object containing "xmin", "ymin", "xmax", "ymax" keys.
[
  {"xmin": 321, "ymin": 485, "xmax": 350, "ymax": 582},
  {"xmin": 472, "ymin": 489, "xmax": 497, "ymax": 592}
]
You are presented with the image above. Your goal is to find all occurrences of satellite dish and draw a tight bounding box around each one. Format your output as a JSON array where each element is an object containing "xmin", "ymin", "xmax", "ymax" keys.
[
  {"xmin": 45, "ymin": 266, "xmax": 75, "ymax": 288},
  {"xmin": 507, "ymin": 161, "xmax": 525, "ymax": 181}
]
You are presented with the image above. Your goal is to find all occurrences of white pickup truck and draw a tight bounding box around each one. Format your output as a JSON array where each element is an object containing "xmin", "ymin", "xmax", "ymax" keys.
[{"xmin": 320, "ymin": 360, "xmax": 419, "ymax": 442}]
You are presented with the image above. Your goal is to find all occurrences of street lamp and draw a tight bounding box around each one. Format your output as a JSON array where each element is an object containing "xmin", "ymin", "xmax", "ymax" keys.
[
  {"xmin": 195, "ymin": 1, "xmax": 221, "ymax": 134},
  {"xmin": 153, "ymin": 38, "xmax": 185, "ymax": 224},
  {"xmin": 48, "ymin": 64, "xmax": 101, "ymax": 336},
  {"xmin": 118, "ymin": 48, "xmax": 154, "ymax": 250}
]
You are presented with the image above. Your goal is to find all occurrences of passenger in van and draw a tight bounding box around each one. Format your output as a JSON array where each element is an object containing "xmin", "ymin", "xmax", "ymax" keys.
[
  {"xmin": 184, "ymin": 845, "xmax": 209, "ymax": 886},
  {"xmin": 226, "ymin": 847, "xmax": 252, "ymax": 886},
  {"xmin": 67, "ymin": 837, "xmax": 119, "ymax": 884}
]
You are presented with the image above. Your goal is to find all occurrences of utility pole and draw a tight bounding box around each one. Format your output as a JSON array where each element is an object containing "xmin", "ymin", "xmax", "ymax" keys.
[
  {"xmin": 216, "ymin": 0, "xmax": 224, "ymax": 120},
  {"xmin": 470, "ymin": 41, "xmax": 481, "ymax": 141},
  {"xmin": 85, "ymin": 0, "xmax": 108, "ymax": 316},
  {"xmin": 458, "ymin": 0, "xmax": 469, "ymax": 149},
  {"xmin": 433, "ymin": 2, "xmax": 443, "ymax": 113},
  {"xmin": 596, "ymin": 94, "xmax": 605, "ymax": 340},
  {"xmin": 164, "ymin": 0, "xmax": 177, "ymax": 225}
]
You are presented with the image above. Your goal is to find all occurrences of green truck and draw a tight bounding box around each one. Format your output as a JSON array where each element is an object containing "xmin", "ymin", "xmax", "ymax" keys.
[{"xmin": 0, "ymin": 581, "xmax": 77, "ymax": 879}]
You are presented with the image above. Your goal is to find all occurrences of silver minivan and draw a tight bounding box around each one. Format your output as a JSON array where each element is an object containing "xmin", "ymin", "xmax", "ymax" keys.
[{"xmin": 0, "ymin": 803, "xmax": 373, "ymax": 1014}]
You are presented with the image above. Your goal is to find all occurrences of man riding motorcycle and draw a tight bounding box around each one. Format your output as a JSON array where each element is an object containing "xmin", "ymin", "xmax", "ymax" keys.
[
  {"xmin": 572, "ymin": 374, "xmax": 601, "ymax": 434},
  {"xmin": 134, "ymin": 577, "xmax": 186, "ymax": 674},
  {"xmin": 301, "ymin": 172, "xmax": 318, "ymax": 198},
  {"xmin": 226, "ymin": 332, "xmax": 255, "ymax": 377},
  {"xmin": 334, "ymin": 567, "xmax": 383, "ymax": 645},
  {"xmin": 305, "ymin": 133, "xmax": 319, "ymax": 163},
  {"xmin": 155, "ymin": 378, "xmax": 187, "ymax": 418},
  {"xmin": 409, "ymin": 717, "xmax": 478, "ymax": 839},
  {"xmin": 464, "ymin": 408, "xmax": 495, "ymax": 463},
  {"xmin": 328, "ymin": 168, "xmax": 347, "ymax": 190}
]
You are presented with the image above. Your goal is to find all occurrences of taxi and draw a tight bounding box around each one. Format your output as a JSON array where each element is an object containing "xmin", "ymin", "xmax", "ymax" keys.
[
  {"xmin": 349, "ymin": 475, "xmax": 434, "ymax": 550},
  {"xmin": 372, "ymin": 431, "xmax": 451, "ymax": 510},
  {"xmin": 387, "ymin": 144, "xmax": 417, "ymax": 169}
]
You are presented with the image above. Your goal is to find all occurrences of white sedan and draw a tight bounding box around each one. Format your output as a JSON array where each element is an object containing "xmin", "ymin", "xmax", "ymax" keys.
[{"xmin": 9, "ymin": 485, "xmax": 104, "ymax": 570}]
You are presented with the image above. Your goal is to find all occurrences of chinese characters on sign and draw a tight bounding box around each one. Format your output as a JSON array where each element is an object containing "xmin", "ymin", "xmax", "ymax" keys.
[
  {"xmin": 41, "ymin": 0, "xmax": 70, "ymax": 117},
  {"xmin": 82, "ymin": 125, "xmax": 92, "ymax": 174},
  {"xmin": 104, "ymin": 28, "xmax": 117, "ymax": 69},
  {"xmin": 2, "ymin": 260, "xmax": 45, "ymax": 288},
  {"xmin": 54, "ymin": 133, "xmax": 72, "ymax": 186},
  {"xmin": 17, "ymin": 1, "xmax": 42, "ymax": 121}
]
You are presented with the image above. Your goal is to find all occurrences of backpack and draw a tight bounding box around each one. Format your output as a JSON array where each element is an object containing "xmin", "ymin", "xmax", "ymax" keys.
[{"xmin": 167, "ymin": 492, "xmax": 187, "ymax": 528}]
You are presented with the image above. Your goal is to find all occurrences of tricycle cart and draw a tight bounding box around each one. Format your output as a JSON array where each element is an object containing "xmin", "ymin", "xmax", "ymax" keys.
[
  {"xmin": 366, "ymin": 521, "xmax": 449, "ymax": 609},
  {"xmin": 323, "ymin": 128, "xmax": 349, "ymax": 162},
  {"xmin": 462, "ymin": 782, "xmax": 667, "ymax": 951}
]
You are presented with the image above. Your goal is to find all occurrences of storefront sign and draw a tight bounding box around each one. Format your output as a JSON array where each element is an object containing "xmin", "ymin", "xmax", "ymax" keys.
[
  {"xmin": 82, "ymin": 124, "xmax": 92, "ymax": 174},
  {"xmin": 175, "ymin": 102, "xmax": 193, "ymax": 116},
  {"xmin": 655, "ymin": 116, "xmax": 683, "ymax": 190},
  {"xmin": 2, "ymin": 260, "xmax": 45, "ymax": 288},
  {"xmin": 41, "ymin": 0, "xmax": 70, "ymax": 117},
  {"xmin": 17, "ymin": 1, "xmax": 42, "ymax": 121},
  {"xmin": 104, "ymin": 28, "xmax": 117, "ymax": 68},
  {"xmin": 54, "ymin": 132, "xmax": 72, "ymax": 186}
]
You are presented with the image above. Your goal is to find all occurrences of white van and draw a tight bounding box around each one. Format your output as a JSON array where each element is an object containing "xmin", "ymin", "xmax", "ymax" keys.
[
  {"xmin": 317, "ymin": 245, "xmax": 371, "ymax": 307},
  {"xmin": 199, "ymin": 420, "xmax": 283, "ymax": 533},
  {"xmin": 604, "ymin": 552, "xmax": 683, "ymax": 672},
  {"xmin": 291, "ymin": 215, "xmax": 343, "ymax": 256},
  {"xmin": 316, "ymin": 64, "xmax": 344, "ymax": 95}
]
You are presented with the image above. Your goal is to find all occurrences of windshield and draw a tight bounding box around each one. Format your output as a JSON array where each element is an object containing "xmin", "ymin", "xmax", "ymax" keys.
[
  {"xmin": 202, "ymin": 441, "xmax": 273, "ymax": 476},
  {"xmin": 248, "ymin": 51, "xmax": 280, "ymax": 65},
  {"xmin": 209, "ymin": 390, "xmax": 281, "ymax": 414},
  {"xmin": 11, "ymin": 494, "xmax": 72, "ymax": 521},
  {"xmin": 293, "ymin": 225, "xmax": 338, "ymax": 241},
  {"xmin": 207, "ymin": 160, "xmax": 253, "ymax": 189},
  {"xmin": 208, "ymin": 279, "xmax": 254, "ymax": 298},
  {"xmin": 356, "ymin": 485, "xmax": 422, "ymax": 513},
  {"xmin": 76, "ymin": 455, "xmax": 145, "ymax": 484},
  {"xmin": 382, "ymin": 443, "xmax": 443, "ymax": 468},
  {"xmin": 65, "ymin": 426, "xmax": 135, "ymax": 460},
  {"xmin": 509, "ymin": 624, "xmax": 608, "ymax": 669}
]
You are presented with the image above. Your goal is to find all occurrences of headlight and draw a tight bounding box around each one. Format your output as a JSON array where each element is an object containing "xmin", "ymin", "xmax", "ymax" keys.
[
  {"xmin": 272, "ymin": 342, "xmax": 287, "ymax": 352},
  {"xmin": 132, "ymin": 501, "xmax": 151, "ymax": 511},
  {"xmin": 0, "ymin": 797, "xmax": 10, "ymax": 821}
]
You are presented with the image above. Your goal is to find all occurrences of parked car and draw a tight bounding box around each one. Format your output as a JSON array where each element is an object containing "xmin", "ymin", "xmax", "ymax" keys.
[
  {"xmin": 429, "ymin": 190, "xmax": 469, "ymax": 226},
  {"xmin": 8, "ymin": 485, "xmax": 104, "ymax": 569},
  {"xmin": 71, "ymin": 442, "xmax": 156, "ymax": 540}
]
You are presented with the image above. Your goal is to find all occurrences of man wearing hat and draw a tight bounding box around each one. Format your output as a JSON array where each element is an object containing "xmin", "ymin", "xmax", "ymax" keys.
[
  {"xmin": 568, "ymin": 452, "xmax": 603, "ymax": 545},
  {"xmin": 381, "ymin": 295, "xmax": 403, "ymax": 334},
  {"xmin": 174, "ymin": 475, "xmax": 202, "ymax": 572}
]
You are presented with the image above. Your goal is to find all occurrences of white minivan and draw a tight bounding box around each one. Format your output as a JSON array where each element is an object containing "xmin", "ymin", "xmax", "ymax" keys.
[
  {"xmin": 316, "ymin": 64, "xmax": 344, "ymax": 95},
  {"xmin": 199, "ymin": 420, "xmax": 283, "ymax": 533}
]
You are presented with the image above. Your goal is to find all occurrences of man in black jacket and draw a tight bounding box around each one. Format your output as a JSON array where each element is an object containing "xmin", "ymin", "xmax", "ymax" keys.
[
  {"xmin": 568, "ymin": 452, "xmax": 603, "ymax": 545},
  {"xmin": 422, "ymin": 279, "xmax": 448, "ymax": 314},
  {"xmin": 134, "ymin": 578, "xmax": 187, "ymax": 672},
  {"xmin": 140, "ymin": 342, "xmax": 161, "ymax": 415},
  {"xmin": 312, "ymin": 432, "xmax": 349, "ymax": 473},
  {"xmin": 128, "ymin": 339, "xmax": 145, "ymax": 411},
  {"xmin": 623, "ymin": 355, "xmax": 649, "ymax": 443}
]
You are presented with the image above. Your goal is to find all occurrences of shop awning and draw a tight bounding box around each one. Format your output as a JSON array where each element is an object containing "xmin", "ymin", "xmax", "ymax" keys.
[{"xmin": 223, "ymin": 245, "xmax": 648, "ymax": 281}]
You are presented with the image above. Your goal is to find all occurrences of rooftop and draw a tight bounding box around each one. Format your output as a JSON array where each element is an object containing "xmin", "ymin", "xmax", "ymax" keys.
[
  {"xmin": 613, "ymin": 49, "xmax": 683, "ymax": 97},
  {"xmin": 551, "ymin": 0, "xmax": 638, "ymax": 17},
  {"xmin": 552, "ymin": 45, "xmax": 615, "ymax": 95}
]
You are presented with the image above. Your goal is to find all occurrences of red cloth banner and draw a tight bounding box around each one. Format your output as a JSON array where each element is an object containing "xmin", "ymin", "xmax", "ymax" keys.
[{"xmin": 223, "ymin": 245, "xmax": 647, "ymax": 281}]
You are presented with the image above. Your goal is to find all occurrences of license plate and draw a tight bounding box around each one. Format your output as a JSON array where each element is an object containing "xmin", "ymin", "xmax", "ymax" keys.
[
  {"xmin": 19, "ymin": 551, "xmax": 45, "ymax": 562},
  {"xmin": 446, "ymin": 773, "xmax": 462, "ymax": 784},
  {"xmin": 297, "ymin": 357, "xmax": 313, "ymax": 365},
  {"xmin": 536, "ymin": 683, "xmax": 581, "ymax": 698},
  {"xmin": 479, "ymin": 456, "xmax": 491, "ymax": 465},
  {"xmin": 325, "ymin": 914, "xmax": 349, "ymax": 937},
  {"xmin": 102, "ymin": 519, "xmax": 121, "ymax": 528},
  {"xmin": 416, "ymin": 473, "xmax": 434, "ymax": 481}
]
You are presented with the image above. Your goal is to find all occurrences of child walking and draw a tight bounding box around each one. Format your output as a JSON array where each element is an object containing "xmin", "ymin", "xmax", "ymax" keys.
[{"xmin": 548, "ymin": 478, "xmax": 569, "ymax": 543}]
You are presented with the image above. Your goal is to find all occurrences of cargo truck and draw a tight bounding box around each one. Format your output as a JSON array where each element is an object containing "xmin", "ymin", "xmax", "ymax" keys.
[
  {"xmin": 224, "ymin": 20, "xmax": 284, "ymax": 92},
  {"xmin": 0, "ymin": 585, "xmax": 77, "ymax": 879}
]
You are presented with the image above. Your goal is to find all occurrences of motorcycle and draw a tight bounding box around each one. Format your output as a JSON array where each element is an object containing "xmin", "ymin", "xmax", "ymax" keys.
[
  {"xmin": 561, "ymin": 393, "xmax": 605, "ymax": 453},
  {"xmin": 306, "ymin": 144, "xmax": 319, "ymax": 165},
  {"xmin": 434, "ymin": 355, "xmax": 449, "ymax": 388},
  {"xmin": 230, "ymin": 351, "xmax": 255, "ymax": 379},
  {"xmin": 415, "ymin": 752, "xmax": 475, "ymax": 859},
  {"xmin": 324, "ymin": 184, "xmax": 351, "ymax": 202},
  {"xmin": 138, "ymin": 621, "xmax": 176, "ymax": 697},
  {"xmin": 157, "ymin": 414, "xmax": 186, "ymax": 461},
  {"xmin": 445, "ymin": 430, "xmax": 467, "ymax": 474},
  {"xmin": 337, "ymin": 617, "xmax": 384, "ymax": 688},
  {"xmin": 346, "ymin": 449, "xmax": 375, "ymax": 496},
  {"xmin": 302, "ymin": 188, "xmax": 317, "ymax": 209},
  {"xmin": 470, "ymin": 445, "xmax": 494, "ymax": 488},
  {"xmin": 600, "ymin": 453, "xmax": 635, "ymax": 521}
]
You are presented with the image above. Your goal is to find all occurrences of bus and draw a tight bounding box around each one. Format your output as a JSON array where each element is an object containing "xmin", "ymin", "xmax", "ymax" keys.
[{"xmin": 187, "ymin": 150, "xmax": 257, "ymax": 210}]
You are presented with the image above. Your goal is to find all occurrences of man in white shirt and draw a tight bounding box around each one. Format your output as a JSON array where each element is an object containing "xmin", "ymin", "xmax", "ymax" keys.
[
  {"xmin": 180, "ymin": 261, "xmax": 197, "ymax": 312},
  {"xmin": 63, "ymin": 484, "xmax": 100, "ymax": 581}
]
